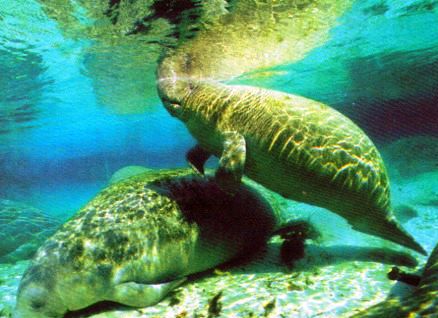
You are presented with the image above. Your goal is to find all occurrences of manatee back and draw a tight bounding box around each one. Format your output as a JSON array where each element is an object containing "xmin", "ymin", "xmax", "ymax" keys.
[
  {"xmin": 182, "ymin": 81, "xmax": 390, "ymax": 215},
  {"xmin": 21, "ymin": 168, "xmax": 277, "ymax": 289},
  {"xmin": 179, "ymin": 81, "xmax": 425, "ymax": 255}
]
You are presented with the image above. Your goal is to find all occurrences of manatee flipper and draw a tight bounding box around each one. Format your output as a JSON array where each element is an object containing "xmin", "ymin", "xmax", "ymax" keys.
[
  {"xmin": 215, "ymin": 131, "xmax": 246, "ymax": 193},
  {"xmin": 187, "ymin": 144, "xmax": 211, "ymax": 175},
  {"xmin": 110, "ymin": 278, "xmax": 186, "ymax": 308}
]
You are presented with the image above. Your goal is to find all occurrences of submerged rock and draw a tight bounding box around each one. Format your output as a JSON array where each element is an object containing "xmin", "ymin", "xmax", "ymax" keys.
[{"xmin": 0, "ymin": 200, "xmax": 60, "ymax": 263}]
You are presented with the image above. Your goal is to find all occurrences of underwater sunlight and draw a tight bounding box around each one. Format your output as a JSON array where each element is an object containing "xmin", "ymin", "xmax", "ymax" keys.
[{"xmin": 1, "ymin": 0, "xmax": 437, "ymax": 317}]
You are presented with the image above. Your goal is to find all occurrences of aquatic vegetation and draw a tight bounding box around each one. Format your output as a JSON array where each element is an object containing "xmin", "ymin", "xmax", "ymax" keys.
[
  {"xmin": 206, "ymin": 291, "xmax": 222, "ymax": 318},
  {"xmin": 262, "ymin": 298, "xmax": 276, "ymax": 317}
]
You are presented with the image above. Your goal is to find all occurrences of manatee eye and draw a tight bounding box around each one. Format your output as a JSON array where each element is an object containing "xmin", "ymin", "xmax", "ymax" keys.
[
  {"xmin": 167, "ymin": 103, "xmax": 184, "ymax": 118},
  {"xmin": 171, "ymin": 103, "xmax": 181, "ymax": 110},
  {"xmin": 25, "ymin": 286, "xmax": 49, "ymax": 311},
  {"xmin": 31, "ymin": 299, "xmax": 46, "ymax": 310}
]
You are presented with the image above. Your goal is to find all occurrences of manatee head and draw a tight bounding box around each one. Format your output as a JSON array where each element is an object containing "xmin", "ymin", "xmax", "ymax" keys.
[
  {"xmin": 14, "ymin": 263, "xmax": 66, "ymax": 318},
  {"xmin": 156, "ymin": 53, "xmax": 197, "ymax": 121}
]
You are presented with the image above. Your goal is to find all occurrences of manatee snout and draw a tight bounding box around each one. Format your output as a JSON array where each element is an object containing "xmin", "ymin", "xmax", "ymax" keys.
[
  {"xmin": 156, "ymin": 56, "xmax": 195, "ymax": 119},
  {"xmin": 15, "ymin": 284, "xmax": 64, "ymax": 318},
  {"xmin": 14, "ymin": 265, "xmax": 65, "ymax": 318}
]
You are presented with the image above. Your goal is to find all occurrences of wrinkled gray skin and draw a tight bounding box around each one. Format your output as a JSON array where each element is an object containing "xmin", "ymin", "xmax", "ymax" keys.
[{"xmin": 14, "ymin": 169, "xmax": 279, "ymax": 318}]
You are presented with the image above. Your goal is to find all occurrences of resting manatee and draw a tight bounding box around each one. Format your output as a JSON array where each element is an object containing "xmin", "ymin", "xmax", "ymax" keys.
[
  {"xmin": 351, "ymin": 242, "xmax": 438, "ymax": 317},
  {"xmin": 157, "ymin": 71, "xmax": 425, "ymax": 255},
  {"xmin": 14, "ymin": 169, "xmax": 279, "ymax": 318}
]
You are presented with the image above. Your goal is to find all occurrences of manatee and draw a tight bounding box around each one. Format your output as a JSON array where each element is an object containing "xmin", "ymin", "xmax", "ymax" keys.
[
  {"xmin": 14, "ymin": 169, "xmax": 280, "ymax": 318},
  {"xmin": 157, "ymin": 75, "xmax": 425, "ymax": 255},
  {"xmin": 351, "ymin": 242, "xmax": 438, "ymax": 317}
]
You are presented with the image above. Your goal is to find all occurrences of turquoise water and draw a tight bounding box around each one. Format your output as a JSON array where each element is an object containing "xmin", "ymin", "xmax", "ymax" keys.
[
  {"xmin": 0, "ymin": 0, "xmax": 193, "ymax": 216},
  {"xmin": 1, "ymin": 1, "xmax": 437, "ymax": 215},
  {"xmin": 1, "ymin": 1, "xmax": 438, "ymax": 317}
]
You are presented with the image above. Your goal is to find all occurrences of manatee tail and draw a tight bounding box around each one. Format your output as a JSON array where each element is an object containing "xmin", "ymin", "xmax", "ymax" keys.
[{"xmin": 352, "ymin": 212, "xmax": 426, "ymax": 256}]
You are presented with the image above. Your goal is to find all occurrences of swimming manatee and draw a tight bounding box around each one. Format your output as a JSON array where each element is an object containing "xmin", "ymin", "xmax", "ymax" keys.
[
  {"xmin": 157, "ymin": 74, "xmax": 425, "ymax": 256},
  {"xmin": 351, "ymin": 242, "xmax": 438, "ymax": 317},
  {"xmin": 14, "ymin": 169, "xmax": 280, "ymax": 318}
]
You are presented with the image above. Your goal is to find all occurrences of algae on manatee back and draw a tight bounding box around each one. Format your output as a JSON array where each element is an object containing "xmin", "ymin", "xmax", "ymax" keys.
[{"xmin": 14, "ymin": 169, "xmax": 283, "ymax": 318}]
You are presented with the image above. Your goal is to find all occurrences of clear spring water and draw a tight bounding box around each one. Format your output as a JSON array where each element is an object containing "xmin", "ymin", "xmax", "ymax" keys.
[{"xmin": 0, "ymin": 1, "xmax": 437, "ymax": 317}]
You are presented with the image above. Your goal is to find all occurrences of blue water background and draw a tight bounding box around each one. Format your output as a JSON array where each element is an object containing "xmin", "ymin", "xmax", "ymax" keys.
[{"xmin": 0, "ymin": 0, "xmax": 437, "ymax": 219}]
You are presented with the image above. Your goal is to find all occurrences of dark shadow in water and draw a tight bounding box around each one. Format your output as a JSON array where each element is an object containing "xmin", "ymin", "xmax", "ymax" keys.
[
  {"xmin": 296, "ymin": 244, "xmax": 418, "ymax": 269},
  {"xmin": 64, "ymin": 301, "xmax": 126, "ymax": 318},
  {"xmin": 250, "ymin": 43, "xmax": 438, "ymax": 143},
  {"xmin": 346, "ymin": 96, "xmax": 438, "ymax": 143},
  {"xmin": 217, "ymin": 242, "xmax": 419, "ymax": 276},
  {"xmin": 344, "ymin": 50, "xmax": 438, "ymax": 142}
]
